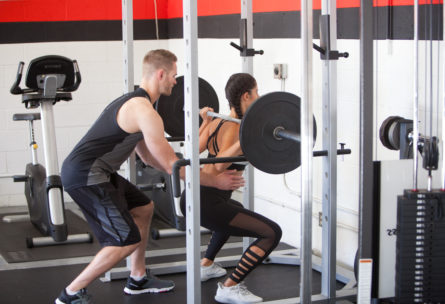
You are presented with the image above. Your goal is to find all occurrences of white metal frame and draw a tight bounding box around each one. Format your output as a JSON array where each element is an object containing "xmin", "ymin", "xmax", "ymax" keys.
[
  {"xmin": 121, "ymin": 0, "xmax": 137, "ymax": 277},
  {"xmin": 442, "ymin": 0, "xmax": 445, "ymax": 189},
  {"xmin": 183, "ymin": 0, "xmax": 201, "ymax": 303},
  {"xmin": 321, "ymin": 0, "xmax": 338, "ymax": 299},
  {"xmin": 112, "ymin": 0, "xmax": 357, "ymax": 303},
  {"xmin": 240, "ymin": 0, "xmax": 255, "ymax": 252},
  {"xmin": 122, "ymin": 0, "xmax": 137, "ymax": 186},
  {"xmin": 299, "ymin": 1, "xmax": 314, "ymax": 302},
  {"xmin": 413, "ymin": 0, "xmax": 419, "ymax": 190}
]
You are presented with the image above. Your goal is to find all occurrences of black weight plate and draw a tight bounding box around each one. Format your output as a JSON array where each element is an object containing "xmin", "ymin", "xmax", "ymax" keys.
[
  {"xmin": 156, "ymin": 76, "xmax": 219, "ymax": 137},
  {"xmin": 379, "ymin": 116, "xmax": 403, "ymax": 150},
  {"xmin": 388, "ymin": 117, "xmax": 401, "ymax": 149},
  {"xmin": 240, "ymin": 92, "xmax": 317, "ymax": 174}
]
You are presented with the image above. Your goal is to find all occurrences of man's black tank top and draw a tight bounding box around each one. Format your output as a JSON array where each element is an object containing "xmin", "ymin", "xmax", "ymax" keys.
[{"xmin": 61, "ymin": 88, "xmax": 150, "ymax": 190}]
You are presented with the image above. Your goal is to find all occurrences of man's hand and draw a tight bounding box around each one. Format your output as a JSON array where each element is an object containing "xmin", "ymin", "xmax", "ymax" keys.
[{"xmin": 214, "ymin": 170, "xmax": 245, "ymax": 191}]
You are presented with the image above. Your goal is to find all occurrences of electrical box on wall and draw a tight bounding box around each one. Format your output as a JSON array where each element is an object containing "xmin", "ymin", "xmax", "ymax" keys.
[{"xmin": 273, "ymin": 63, "xmax": 288, "ymax": 79}]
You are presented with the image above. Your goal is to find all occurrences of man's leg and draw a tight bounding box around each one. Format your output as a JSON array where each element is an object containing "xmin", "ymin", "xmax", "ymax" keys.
[
  {"xmin": 67, "ymin": 243, "xmax": 139, "ymax": 292},
  {"xmin": 59, "ymin": 178, "xmax": 146, "ymax": 297},
  {"xmin": 123, "ymin": 201, "xmax": 175, "ymax": 295},
  {"xmin": 129, "ymin": 202, "xmax": 154, "ymax": 277}
]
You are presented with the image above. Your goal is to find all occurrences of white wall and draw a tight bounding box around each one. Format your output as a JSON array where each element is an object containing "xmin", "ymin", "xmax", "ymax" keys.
[
  {"xmin": 0, "ymin": 37, "xmax": 442, "ymax": 268},
  {"xmin": 0, "ymin": 40, "xmax": 168, "ymax": 205}
]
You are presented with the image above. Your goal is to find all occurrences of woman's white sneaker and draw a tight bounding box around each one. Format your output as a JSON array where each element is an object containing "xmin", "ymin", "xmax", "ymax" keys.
[
  {"xmin": 201, "ymin": 263, "xmax": 227, "ymax": 281},
  {"xmin": 214, "ymin": 282, "xmax": 263, "ymax": 303}
]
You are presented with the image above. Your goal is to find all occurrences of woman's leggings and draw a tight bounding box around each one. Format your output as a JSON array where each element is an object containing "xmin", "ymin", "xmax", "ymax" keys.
[{"xmin": 180, "ymin": 185, "xmax": 282, "ymax": 283}]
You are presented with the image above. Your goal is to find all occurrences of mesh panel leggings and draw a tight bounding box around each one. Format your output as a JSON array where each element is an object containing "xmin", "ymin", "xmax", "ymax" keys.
[{"xmin": 180, "ymin": 186, "xmax": 282, "ymax": 283}]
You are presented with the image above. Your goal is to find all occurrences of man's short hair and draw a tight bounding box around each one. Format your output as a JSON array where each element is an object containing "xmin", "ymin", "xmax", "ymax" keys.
[{"xmin": 143, "ymin": 49, "xmax": 177, "ymax": 77}]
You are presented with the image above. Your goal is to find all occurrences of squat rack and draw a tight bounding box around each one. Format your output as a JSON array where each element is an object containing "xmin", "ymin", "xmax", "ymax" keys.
[
  {"xmin": 182, "ymin": 0, "xmax": 353, "ymax": 303},
  {"xmin": 116, "ymin": 0, "xmax": 356, "ymax": 303}
]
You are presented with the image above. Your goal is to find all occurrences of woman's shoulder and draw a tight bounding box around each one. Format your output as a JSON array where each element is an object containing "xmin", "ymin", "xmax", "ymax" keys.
[
  {"xmin": 218, "ymin": 120, "xmax": 240, "ymax": 140},
  {"xmin": 220, "ymin": 119, "xmax": 240, "ymax": 131}
]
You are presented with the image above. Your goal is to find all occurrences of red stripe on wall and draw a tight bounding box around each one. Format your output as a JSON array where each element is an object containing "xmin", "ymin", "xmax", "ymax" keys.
[
  {"xmin": 166, "ymin": 0, "xmax": 443, "ymax": 18},
  {"xmin": 375, "ymin": 0, "xmax": 442, "ymax": 5},
  {"xmin": 0, "ymin": 0, "xmax": 442, "ymax": 23},
  {"xmin": 0, "ymin": 0, "xmax": 168, "ymax": 22}
]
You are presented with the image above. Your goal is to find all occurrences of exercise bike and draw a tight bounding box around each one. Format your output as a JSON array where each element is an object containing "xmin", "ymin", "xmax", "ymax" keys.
[{"xmin": 7, "ymin": 55, "xmax": 92, "ymax": 248}]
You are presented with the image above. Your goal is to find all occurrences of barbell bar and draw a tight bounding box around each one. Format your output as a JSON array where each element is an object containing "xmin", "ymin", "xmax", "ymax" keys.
[
  {"xmin": 171, "ymin": 146, "xmax": 351, "ymax": 197},
  {"xmin": 156, "ymin": 76, "xmax": 351, "ymax": 177},
  {"xmin": 137, "ymin": 182, "xmax": 166, "ymax": 192},
  {"xmin": 209, "ymin": 109, "xmax": 304, "ymax": 144},
  {"xmin": 206, "ymin": 110, "xmax": 303, "ymax": 143},
  {"xmin": 206, "ymin": 111, "xmax": 241, "ymax": 124},
  {"xmin": 186, "ymin": 90, "xmax": 317, "ymax": 174},
  {"xmin": 172, "ymin": 156, "xmax": 247, "ymax": 197}
]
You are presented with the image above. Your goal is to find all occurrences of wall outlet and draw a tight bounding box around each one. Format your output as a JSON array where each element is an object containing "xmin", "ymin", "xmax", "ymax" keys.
[
  {"xmin": 318, "ymin": 212, "xmax": 323, "ymax": 227},
  {"xmin": 273, "ymin": 63, "xmax": 288, "ymax": 79}
]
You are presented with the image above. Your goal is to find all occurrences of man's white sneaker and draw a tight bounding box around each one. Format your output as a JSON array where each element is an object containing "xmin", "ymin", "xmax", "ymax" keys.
[
  {"xmin": 214, "ymin": 282, "xmax": 263, "ymax": 303},
  {"xmin": 201, "ymin": 263, "xmax": 227, "ymax": 282}
]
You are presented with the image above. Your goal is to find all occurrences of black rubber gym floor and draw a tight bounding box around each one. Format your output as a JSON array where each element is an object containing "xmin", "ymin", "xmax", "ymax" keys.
[
  {"xmin": 0, "ymin": 261, "xmax": 347, "ymax": 304},
  {"xmin": 0, "ymin": 211, "xmax": 224, "ymax": 264},
  {"xmin": 0, "ymin": 210, "xmax": 98, "ymax": 263},
  {"xmin": 0, "ymin": 207, "xmax": 351, "ymax": 303}
]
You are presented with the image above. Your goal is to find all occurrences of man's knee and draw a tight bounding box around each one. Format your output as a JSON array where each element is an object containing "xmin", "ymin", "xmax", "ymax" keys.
[
  {"xmin": 121, "ymin": 242, "xmax": 141, "ymax": 257},
  {"xmin": 140, "ymin": 202, "xmax": 154, "ymax": 219},
  {"xmin": 130, "ymin": 202, "xmax": 154, "ymax": 220},
  {"xmin": 144, "ymin": 201, "xmax": 154, "ymax": 214}
]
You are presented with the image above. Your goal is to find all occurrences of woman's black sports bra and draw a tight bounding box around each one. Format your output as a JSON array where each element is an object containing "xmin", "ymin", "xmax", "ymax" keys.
[{"xmin": 206, "ymin": 119, "xmax": 246, "ymax": 171}]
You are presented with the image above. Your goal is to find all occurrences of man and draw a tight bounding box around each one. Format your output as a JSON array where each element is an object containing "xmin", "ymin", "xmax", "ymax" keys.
[{"xmin": 56, "ymin": 49, "xmax": 244, "ymax": 304}]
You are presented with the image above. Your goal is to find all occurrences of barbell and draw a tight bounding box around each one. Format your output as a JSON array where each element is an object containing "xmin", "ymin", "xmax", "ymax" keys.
[
  {"xmin": 208, "ymin": 91, "xmax": 320, "ymax": 174},
  {"xmin": 155, "ymin": 76, "xmax": 351, "ymax": 190}
]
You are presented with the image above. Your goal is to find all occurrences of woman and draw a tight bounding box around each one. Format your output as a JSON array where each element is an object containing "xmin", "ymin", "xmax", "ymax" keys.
[{"xmin": 180, "ymin": 73, "xmax": 282, "ymax": 304}]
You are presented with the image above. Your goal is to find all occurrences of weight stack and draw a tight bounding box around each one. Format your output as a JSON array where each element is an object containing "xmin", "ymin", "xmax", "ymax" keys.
[{"xmin": 395, "ymin": 190, "xmax": 445, "ymax": 303}]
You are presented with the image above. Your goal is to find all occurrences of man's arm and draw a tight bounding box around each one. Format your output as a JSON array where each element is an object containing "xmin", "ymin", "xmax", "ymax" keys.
[
  {"xmin": 135, "ymin": 140, "xmax": 165, "ymax": 171},
  {"xmin": 136, "ymin": 109, "xmax": 179, "ymax": 175},
  {"xmin": 119, "ymin": 99, "xmax": 244, "ymax": 190},
  {"xmin": 118, "ymin": 98, "xmax": 179, "ymax": 174},
  {"xmin": 138, "ymin": 112, "xmax": 244, "ymax": 190}
]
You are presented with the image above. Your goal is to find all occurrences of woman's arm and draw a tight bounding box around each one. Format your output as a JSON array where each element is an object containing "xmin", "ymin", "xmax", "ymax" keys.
[{"xmin": 198, "ymin": 107, "xmax": 214, "ymax": 153}]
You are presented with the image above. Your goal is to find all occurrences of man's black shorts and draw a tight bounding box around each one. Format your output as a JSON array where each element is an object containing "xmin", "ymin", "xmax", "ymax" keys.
[{"xmin": 67, "ymin": 173, "xmax": 152, "ymax": 247}]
